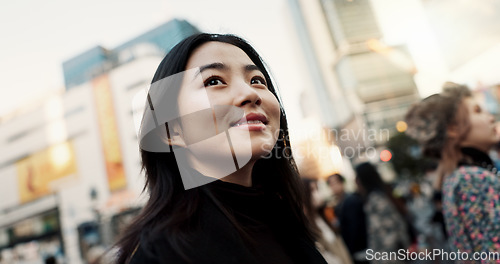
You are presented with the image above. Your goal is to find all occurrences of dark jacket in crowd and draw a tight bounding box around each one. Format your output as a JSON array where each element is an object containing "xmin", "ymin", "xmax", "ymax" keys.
[{"xmin": 338, "ymin": 192, "xmax": 368, "ymax": 264}]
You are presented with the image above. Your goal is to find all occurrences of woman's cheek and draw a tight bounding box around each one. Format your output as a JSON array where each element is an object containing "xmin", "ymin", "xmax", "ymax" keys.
[
  {"xmin": 178, "ymin": 88, "xmax": 213, "ymax": 117},
  {"xmin": 259, "ymin": 129, "xmax": 279, "ymax": 154}
]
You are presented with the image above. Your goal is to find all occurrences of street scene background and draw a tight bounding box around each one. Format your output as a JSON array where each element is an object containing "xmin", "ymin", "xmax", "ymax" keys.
[{"xmin": 1, "ymin": 0, "xmax": 500, "ymax": 263}]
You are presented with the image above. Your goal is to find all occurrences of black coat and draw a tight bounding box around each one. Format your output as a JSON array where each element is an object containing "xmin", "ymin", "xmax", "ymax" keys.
[
  {"xmin": 128, "ymin": 180, "xmax": 327, "ymax": 264},
  {"xmin": 338, "ymin": 193, "xmax": 368, "ymax": 264}
]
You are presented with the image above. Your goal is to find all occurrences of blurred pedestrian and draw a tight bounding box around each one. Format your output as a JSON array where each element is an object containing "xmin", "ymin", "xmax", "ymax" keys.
[
  {"xmin": 337, "ymin": 185, "xmax": 369, "ymax": 264},
  {"xmin": 326, "ymin": 173, "xmax": 346, "ymax": 231},
  {"xmin": 406, "ymin": 183, "xmax": 433, "ymax": 238},
  {"xmin": 44, "ymin": 255, "xmax": 56, "ymax": 264},
  {"xmin": 302, "ymin": 178, "xmax": 353, "ymax": 264},
  {"xmin": 115, "ymin": 33, "xmax": 326, "ymax": 263},
  {"xmin": 355, "ymin": 162, "xmax": 410, "ymax": 263},
  {"xmin": 406, "ymin": 82, "xmax": 500, "ymax": 260},
  {"xmin": 327, "ymin": 174, "xmax": 346, "ymax": 204}
]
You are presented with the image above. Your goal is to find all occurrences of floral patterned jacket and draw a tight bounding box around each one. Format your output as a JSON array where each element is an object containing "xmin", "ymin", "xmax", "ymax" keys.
[
  {"xmin": 442, "ymin": 165, "xmax": 500, "ymax": 263},
  {"xmin": 364, "ymin": 190, "xmax": 410, "ymax": 261}
]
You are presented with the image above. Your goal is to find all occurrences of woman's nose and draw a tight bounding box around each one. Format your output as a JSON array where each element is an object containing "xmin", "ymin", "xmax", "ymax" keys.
[{"xmin": 232, "ymin": 81, "xmax": 262, "ymax": 107}]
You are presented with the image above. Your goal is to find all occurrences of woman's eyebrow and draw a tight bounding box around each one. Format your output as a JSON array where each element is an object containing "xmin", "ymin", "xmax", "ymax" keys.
[
  {"xmin": 244, "ymin": 64, "xmax": 261, "ymax": 73},
  {"xmin": 193, "ymin": 62, "xmax": 227, "ymax": 80}
]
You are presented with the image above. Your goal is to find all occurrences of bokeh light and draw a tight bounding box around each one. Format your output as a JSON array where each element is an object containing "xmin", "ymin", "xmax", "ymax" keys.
[
  {"xmin": 380, "ymin": 149, "xmax": 392, "ymax": 162},
  {"xmin": 396, "ymin": 121, "xmax": 408, "ymax": 132}
]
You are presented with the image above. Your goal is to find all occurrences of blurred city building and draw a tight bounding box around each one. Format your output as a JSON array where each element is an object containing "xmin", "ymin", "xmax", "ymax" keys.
[
  {"xmin": 289, "ymin": 0, "xmax": 420, "ymax": 175},
  {"xmin": 289, "ymin": 0, "xmax": 500, "ymax": 169},
  {"xmin": 2, "ymin": 1, "xmax": 500, "ymax": 262},
  {"xmin": 0, "ymin": 19, "xmax": 198, "ymax": 264},
  {"xmin": 63, "ymin": 19, "xmax": 197, "ymax": 90}
]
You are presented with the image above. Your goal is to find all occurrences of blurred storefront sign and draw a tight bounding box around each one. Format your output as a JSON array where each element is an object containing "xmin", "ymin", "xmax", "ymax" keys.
[
  {"xmin": 0, "ymin": 209, "xmax": 62, "ymax": 256},
  {"xmin": 110, "ymin": 207, "xmax": 141, "ymax": 242},
  {"xmin": 16, "ymin": 141, "xmax": 77, "ymax": 203},
  {"xmin": 77, "ymin": 190, "xmax": 141, "ymax": 252},
  {"xmin": 100, "ymin": 190, "xmax": 141, "ymax": 245},
  {"xmin": 92, "ymin": 75, "xmax": 127, "ymax": 192},
  {"xmin": 104, "ymin": 188, "xmax": 138, "ymax": 213},
  {"xmin": 77, "ymin": 221, "xmax": 100, "ymax": 260}
]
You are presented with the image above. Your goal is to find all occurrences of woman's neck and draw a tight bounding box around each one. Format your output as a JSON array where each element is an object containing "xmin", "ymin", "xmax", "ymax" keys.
[
  {"xmin": 220, "ymin": 160, "xmax": 257, "ymax": 187},
  {"xmin": 459, "ymin": 147, "xmax": 494, "ymax": 168}
]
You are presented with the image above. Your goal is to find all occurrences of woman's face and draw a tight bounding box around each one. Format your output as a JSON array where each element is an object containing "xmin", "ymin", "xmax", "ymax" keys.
[
  {"xmin": 172, "ymin": 41, "xmax": 280, "ymax": 175},
  {"xmin": 460, "ymin": 97, "xmax": 500, "ymax": 152}
]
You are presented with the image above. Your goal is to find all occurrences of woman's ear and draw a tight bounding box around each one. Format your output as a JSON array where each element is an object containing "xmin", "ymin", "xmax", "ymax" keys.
[
  {"xmin": 166, "ymin": 123, "xmax": 187, "ymax": 148},
  {"xmin": 447, "ymin": 125, "xmax": 460, "ymax": 139}
]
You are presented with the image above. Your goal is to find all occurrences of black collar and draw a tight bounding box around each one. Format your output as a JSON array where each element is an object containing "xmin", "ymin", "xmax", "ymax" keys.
[{"xmin": 458, "ymin": 147, "xmax": 495, "ymax": 172}]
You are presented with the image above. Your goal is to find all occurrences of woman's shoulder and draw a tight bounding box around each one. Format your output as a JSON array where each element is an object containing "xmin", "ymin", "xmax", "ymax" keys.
[
  {"xmin": 127, "ymin": 193, "xmax": 244, "ymax": 263},
  {"xmin": 454, "ymin": 164, "xmax": 495, "ymax": 175},
  {"xmin": 128, "ymin": 217, "xmax": 253, "ymax": 264},
  {"xmin": 126, "ymin": 233, "xmax": 180, "ymax": 264},
  {"xmin": 446, "ymin": 165, "xmax": 499, "ymax": 186},
  {"xmin": 443, "ymin": 165, "xmax": 500, "ymax": 201}
]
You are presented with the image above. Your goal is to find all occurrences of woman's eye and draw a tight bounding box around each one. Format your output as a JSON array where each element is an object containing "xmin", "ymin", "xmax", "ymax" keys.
[
  {"xmin": 204, "ymin": 77, "xmax": 224, "ymax": 87},
  {"xmin": 251, "ymin": 77, "xmax": 266, "ymax": 86}
]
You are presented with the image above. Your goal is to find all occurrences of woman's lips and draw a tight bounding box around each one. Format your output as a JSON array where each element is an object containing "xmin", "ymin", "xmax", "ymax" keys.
[
  {"xmin": 230, "ymin": 113, "xmax": 268, "ymax": 131},
  {"xmin": 232, "ymin": 120, "xmax": 267, "ymax": 131}
]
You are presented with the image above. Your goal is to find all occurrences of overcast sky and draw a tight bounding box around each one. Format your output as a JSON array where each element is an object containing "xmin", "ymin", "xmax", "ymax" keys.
[
  {"xmin": 0, "ymin": 0, "xmax": 307, "ymax": 118},
  {"xmin": 2, "ymin": 0, "xmax": 499, "ymax": 118}
]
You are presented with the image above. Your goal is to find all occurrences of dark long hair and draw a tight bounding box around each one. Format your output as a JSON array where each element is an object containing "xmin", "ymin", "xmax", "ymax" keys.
[
  {"xmin": 301, "ymin": 178, "xmax": 323, "ymax": 238},
  {"xmin": 115, "ymin": 33, "xmax": 313, "ymax": 263}
]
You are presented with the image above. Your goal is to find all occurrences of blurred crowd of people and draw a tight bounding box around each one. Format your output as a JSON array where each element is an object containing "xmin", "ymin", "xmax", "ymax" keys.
[
  {"xmin": 302, "ymin": 82, "xmax": 500, "ymax": 264},
  {"xmin": 302, "ymin": 165, "xmax": 456, "ymax": 264}
]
